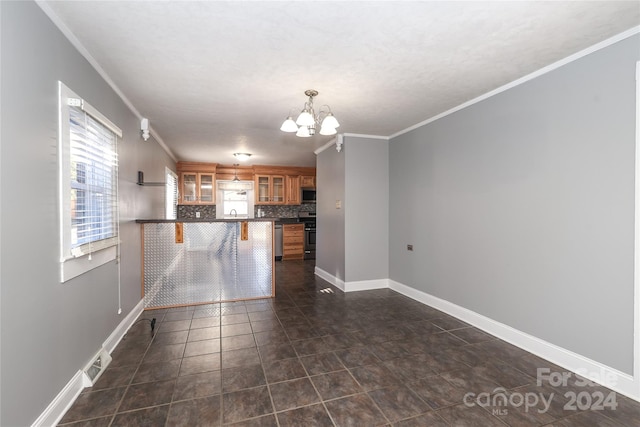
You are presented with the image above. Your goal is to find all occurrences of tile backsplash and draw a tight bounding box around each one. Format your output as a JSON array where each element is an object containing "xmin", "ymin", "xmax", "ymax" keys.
[
  {"xmin": 178, "ymin": 203, "xmax": 315, "ymax": 220},
  {"xmin": 178, "ymin": 205, "xmax": 216, "ymax": 219}
]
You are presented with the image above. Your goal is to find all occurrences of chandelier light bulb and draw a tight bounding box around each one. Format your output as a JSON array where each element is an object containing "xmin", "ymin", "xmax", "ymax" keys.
[
  {"xmin": 280, "ymin": 117, "xmax": 298, "ymax": 132},
  {"xmin": 296, "ymin": 110, "xmax": 314, "ymax": 127},
  {"xmin": 321, "ymin": 113, "xmax": 340, "ymax": 129},
  {"xmin": 296, "ymin": 126, "xmax": 311, "ymax": 137},
  {"xmin": 319, "ymin": 125, "xmax": 337, "ymax": 136}
]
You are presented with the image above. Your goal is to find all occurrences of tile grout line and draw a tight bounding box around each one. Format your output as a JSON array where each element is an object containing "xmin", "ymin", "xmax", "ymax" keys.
[{"xmin": 109, "ymin": 309, "xmax": 167, "ymax": 427}]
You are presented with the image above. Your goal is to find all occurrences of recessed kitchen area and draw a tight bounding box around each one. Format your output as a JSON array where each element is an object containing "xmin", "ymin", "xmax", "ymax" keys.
[{"xmin": 137, "ymin": 162, "xmax": 318, "ymax": 309}]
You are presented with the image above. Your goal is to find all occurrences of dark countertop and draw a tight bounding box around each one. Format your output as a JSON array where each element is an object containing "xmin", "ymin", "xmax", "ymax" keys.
[{"xmin": 136, "ymin": 217, "xmax": 300, "ymax": 224}]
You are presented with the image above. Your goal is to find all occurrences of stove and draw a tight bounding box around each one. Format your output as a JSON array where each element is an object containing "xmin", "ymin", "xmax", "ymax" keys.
[{"xmin": 298, "ymin": 212, "xmax": 316, "ymax": 260}]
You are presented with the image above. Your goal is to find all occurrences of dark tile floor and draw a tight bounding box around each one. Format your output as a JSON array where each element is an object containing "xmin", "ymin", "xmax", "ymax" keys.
[{"xmin": 59, "ymin": 260, "xmax": 640, "ymax": 426}]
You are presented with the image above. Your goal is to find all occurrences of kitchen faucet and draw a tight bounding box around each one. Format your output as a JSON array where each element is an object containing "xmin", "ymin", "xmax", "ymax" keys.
[{"xmin": 229, "ymin": 209, "xmax": 237, "ymax": 217}]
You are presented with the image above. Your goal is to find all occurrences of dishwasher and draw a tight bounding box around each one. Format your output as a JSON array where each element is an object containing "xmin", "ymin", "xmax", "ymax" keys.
[{"xmin": 274, "ymin": 223, "xmax": 283, "ymax": 260}]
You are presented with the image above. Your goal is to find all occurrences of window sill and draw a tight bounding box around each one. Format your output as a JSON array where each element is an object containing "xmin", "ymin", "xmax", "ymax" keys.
[{"xmin": 60, "ymin": 245, "xmax": 116, "ymax": 283}]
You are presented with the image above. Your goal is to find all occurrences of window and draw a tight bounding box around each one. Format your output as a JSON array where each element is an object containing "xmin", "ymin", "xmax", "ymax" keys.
[
  {"xmin": 165, "ymin": 168, "xmax": 178, "ymax": 219},
  {"xmin": 222, "ymin": 190, "xmax": 249, "ymax": 217},
  {"xmin": 59, "ymin": 82, "xmax": 122, "ymax": 282},
  {"xmin": 216, "ymin": 181, "xmax": 254, "ymax": 218}
]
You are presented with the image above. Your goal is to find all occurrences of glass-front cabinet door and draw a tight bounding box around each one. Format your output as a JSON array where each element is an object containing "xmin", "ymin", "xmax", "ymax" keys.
[
  {"xmin": 181, "ymin": 172, "xmax": 197, "ymax": 203},
  {"xmin": 257, "ymin": 176, "xmax": 270, "ymax": 203},
  {"xmin": 180, "ymin": 172, "xmax": 215, "ymax": 204},
  {"xmin": 255, "ymin": 175, "xmax": 285, "ymax": 204},
  {"xmin": 272, "ymin": 176, "xmax": 284, "ymax": 203},
  {"xmin": 199, "ymin": 173, "xmax": 214, "ymax": 203}
]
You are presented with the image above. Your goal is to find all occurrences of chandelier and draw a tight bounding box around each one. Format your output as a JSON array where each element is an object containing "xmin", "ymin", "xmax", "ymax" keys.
[{"xmin": 280, "ymin": 89, "xmax": 340, "ymax": 137}]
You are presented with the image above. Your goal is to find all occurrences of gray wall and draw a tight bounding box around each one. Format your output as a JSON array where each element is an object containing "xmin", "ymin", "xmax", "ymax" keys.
[
  {"xmin": 345, "ymin": 136, "xmax": 389, "ymax": 282},
  {"xmin": 389, "ymin": 35, "xmax": 638, "ymax": 374},
  {"xmin": 0, "ymin": 2, "xmax": 175, "ymax": 425},
  {"xmin": 316, "ymin": 143, "xmax": 345, "ymax": 282}
]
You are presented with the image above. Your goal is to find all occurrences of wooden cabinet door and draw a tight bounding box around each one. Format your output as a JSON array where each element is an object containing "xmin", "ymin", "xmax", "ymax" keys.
[
  {"xmin": 181, "ymin": 172, "xmax": 198, "ymax": 204},
  {"xmin": 286, "ymin": 176, "xmax": 300, "ymax": 205},
  {"xmin": 255, "ymin": 174, "xmax": 286, "ymax": 204},
  {"xmin": 180, "ymin": 172, "xmax": 215, "ymax": 204},
  {"xmin": 300, "ymin": 175, "xmax": 316, "ymax": 188},
  {"xmin": 256, "ymin": 175, "xmax": 271, "ymax": 204},
  {"xmin": 198, "ymin": 173, "xmax": 215, "ymax": 203},
  {"xmin": 272, "ymin": 176, "xmax": 285, "ymax": 203}
]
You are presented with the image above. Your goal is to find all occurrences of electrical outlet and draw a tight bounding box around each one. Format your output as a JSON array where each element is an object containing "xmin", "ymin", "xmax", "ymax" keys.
[
  {"xmin": 335, "ymin": 200, "xmax": 341, "ymax": 209},
  {"xmin": 407, "ymin": 244, "xmax": 413, "ymax": 251},
  {"xmin": 195, "ymin": 212, "xmax": 201, "ymax": 218}
]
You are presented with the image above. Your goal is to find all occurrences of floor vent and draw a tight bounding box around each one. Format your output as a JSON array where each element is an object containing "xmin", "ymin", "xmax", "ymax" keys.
[{"xmin": 82, "ymin": 348, "xmax": 112, "ymax": 387}]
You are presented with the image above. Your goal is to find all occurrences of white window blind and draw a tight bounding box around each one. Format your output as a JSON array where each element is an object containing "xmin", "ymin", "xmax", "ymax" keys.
[
  {"xmin": 69, "ymin": 106, "xmax": 118, "ymax": 252},
  {"xmin": 59, "ymin": 82, "xmax": 122, "ymax": 282},
  {"xmin": 166, "ymin": 168, "xmax": 178, "ymax": 219}
]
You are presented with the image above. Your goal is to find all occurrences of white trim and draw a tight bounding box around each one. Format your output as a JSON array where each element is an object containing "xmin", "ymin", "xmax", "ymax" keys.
[
  {"xmin": 103, "ymin": 299, "xmax": 145, "ymax": 353},
  {"xmin": 81, "ymin": 101, "xmax": 122, "ymax": 138},
  {"xmin": 314, "ymin": 137, "xmax": 338, "ymax": 155},
  {"xmin": 344, "ymin": 278, "xmax": 389, "ymax": 292},
  {"xmin": 390, "ymin": 26, "xmax": 640, "ymax": 139},
  {"xmin": 61, "ymin": 246, "xmax": 117, "ymax": 283},
  {"xmin": 388, "ymin": 279, "xmax": 640, "ymax": 402},
  {"xmin": 59, "ymin": 81, "xmax": 120, "ymax": 282},
  {"xmin": 314, "ymin": 267, "xmax": 390, "ymax": 293},
  {"xmin": 634, "ymin": 60, "xmax": 640, "ymax": 399},
  {"xmin": 342, "ymin": 133, "xmax": 389, "ymax": 140},
  {"xmin": 314, "ymin": 266, "xmax": 345, "ymax": 292},
  {"xmin": 314, "ymin": 133, "xmax": 390, "ymax": 155},
  {"xmin": 31, "ymin": 299, "xmax": 145, "ymax": 427},
  {"xmin": 31, "ymin": 370, "xmax": 85, "ymax": 427},
  {"xmin": 35, "ymin": 1, "xmax": 177, "ymax": 162}
]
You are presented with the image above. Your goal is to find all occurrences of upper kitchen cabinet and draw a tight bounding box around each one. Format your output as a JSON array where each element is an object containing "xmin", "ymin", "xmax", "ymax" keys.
[
  {"xmin": 175, "ymin": 163, "xmax": 315, "ymax": 206},
  {"xmin": 177, "ymin": 162, "xmax": 217, "ymax": 205},
  {"xmin": 256, "ymin": 174, "xmax": 285, "ymax": 204},
  {"xmin": 300, "ymin": 175, "xmax": 316, "ymax": 188},
  {"xmin": 286, "ymin": 175, "xmax": 301, "ymax": 205}
]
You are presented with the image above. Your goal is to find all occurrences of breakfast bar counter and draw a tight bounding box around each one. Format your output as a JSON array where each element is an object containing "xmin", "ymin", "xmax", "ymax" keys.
[{"xmin": 137, "ymin": 219, "xmax": 274, "ymax": 309}]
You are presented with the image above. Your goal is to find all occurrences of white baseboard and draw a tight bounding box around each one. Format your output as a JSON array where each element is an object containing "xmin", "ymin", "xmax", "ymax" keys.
[
  {"xmin": 31, "ymin": 299, "xmax": 145, "ymax": 427},
  {"xmin": 103, "ymin": 299, "xmax": 144, "ymax": 353},
  {"xmin": 315, "ymin": 266, "xmax": 346, "ymax": 291},
  {"xmin": 30, "ymin": 370, "xmax": 85, "ymax": 427},
  {"xmin": 344, "ymin": 278, "xmax": 389, "ymax": 292},
  {"xmin": 388, "ymin": 279, "xmax": 640, "ymax": 402},
  {"xmin": 314, "ymin": 267, "xmax": 390, "ymax": 292}
]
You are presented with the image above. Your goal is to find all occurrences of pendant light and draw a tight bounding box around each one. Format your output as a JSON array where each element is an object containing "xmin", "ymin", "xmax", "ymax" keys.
[{"xmin": 232, "ymin": 164, "xmax": 240, "ymax": 182}]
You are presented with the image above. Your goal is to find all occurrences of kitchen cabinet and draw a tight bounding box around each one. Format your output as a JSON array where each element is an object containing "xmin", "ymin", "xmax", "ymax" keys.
[
  {"xmin": 180, "ymin": 172, "xmax": 215, "ymax": 204},
  {"xmin": 300, "ymin": 175, "xmax": 316, "ymax": 188},
  {"xmin": 282, "ymin": 223, "xmax": 304, "ymax": 260},
  {"xmin": 286, "ymin": 175, "xmax": 300, "ymax": 205},
  {"xmin": 177, "ymin": 162, "xmax": 217, "ymax": 205},
  {"xmin": 256, "ymin": 175, "xmax": 285, "ymax": 204}
]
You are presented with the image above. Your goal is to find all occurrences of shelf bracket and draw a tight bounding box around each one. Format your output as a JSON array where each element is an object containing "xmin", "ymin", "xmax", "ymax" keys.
[{"xmin": 137, "ymin": 171, "xmax": 165, "ymax": 186}]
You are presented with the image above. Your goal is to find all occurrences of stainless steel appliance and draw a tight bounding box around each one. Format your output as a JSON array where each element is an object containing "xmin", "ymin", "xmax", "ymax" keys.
[
  {"xmin": 301, "ymin": 188, "xmax": 316, "ymax": 204},
  {"xmin": 274, "ymin": 223, "xmax": 283, "ymax": 260},
  {"xmin": 298, "ymin": 212, "xmax": 316, "ymax": 260}
]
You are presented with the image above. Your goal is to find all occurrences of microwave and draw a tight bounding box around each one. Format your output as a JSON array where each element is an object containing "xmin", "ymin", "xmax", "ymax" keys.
[{"xmin": 301, "ymin": 188, "xmax": 316, "ymax": 204}]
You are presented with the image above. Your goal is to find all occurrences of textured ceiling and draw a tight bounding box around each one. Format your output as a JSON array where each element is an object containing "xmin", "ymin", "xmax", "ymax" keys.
[{"xmin": 41, "ymin": 1, "xmax": 639, "ymax": 167}]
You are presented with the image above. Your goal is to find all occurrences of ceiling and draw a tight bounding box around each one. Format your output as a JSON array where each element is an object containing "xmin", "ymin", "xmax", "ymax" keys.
[{"xmin": 40, "ymin": 1, "xmax": 639, "ymax": 167}]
